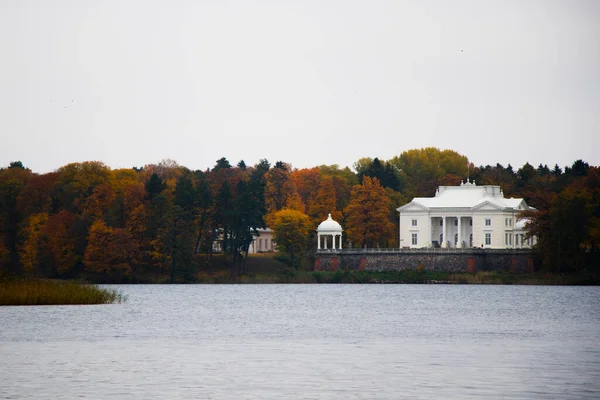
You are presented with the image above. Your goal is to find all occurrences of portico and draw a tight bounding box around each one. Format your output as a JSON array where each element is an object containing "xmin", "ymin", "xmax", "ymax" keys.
[{"xmin": 397, "ymin": 180, "xmax": 535, "ymax": 249}]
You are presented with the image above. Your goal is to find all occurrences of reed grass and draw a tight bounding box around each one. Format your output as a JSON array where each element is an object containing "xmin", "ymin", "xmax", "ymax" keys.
[{"xmin": 0, "ymin": 279, "xmax": 126, "ymax": 306}]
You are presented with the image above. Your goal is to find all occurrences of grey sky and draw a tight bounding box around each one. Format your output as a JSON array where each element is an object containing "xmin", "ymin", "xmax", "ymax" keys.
[{"xmin": 1, "ymin": 0, "xmax": 598, "ymax": 173}]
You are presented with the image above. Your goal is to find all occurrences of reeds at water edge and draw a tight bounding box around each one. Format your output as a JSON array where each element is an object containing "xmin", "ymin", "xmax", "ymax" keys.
[{"xmin": 0, "ymin": 279, "xmax": 126, "ymax": 306}]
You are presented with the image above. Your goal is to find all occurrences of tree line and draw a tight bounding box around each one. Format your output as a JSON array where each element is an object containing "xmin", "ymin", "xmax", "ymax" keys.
[{"xmin": 1, "ymin": 148, "xmax": 598, "ymax": 281}]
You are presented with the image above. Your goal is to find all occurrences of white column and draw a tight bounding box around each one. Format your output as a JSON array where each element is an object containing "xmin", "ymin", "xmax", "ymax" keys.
[
  {"xmin": 332, "ymin": 234, "xmax": 336, "ymax": 250},
  {"xmin": 429, "ymin": 217, "xmax": 432, "ymax": 248},
  {"xmin": 442, "ymin": 217, "xmax": 447, "ymax": 248},
  {"xmin": 457, "ymin": 217, "xmax": 462, "ymax": 248},
  {"xmin": 324, "ymin": 236, "xmax": 327, "ymax": 249},
  {"xmin": 317, "ymin": 233, "xmax": 321, "ymax": 249}
]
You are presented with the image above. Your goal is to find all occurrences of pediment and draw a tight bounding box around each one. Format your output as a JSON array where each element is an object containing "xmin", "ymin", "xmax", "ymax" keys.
[
  {"xmin": 517, "ymin": 200, "xmax": 531, "ymax": 210},
  {"xmin": 397, "ymin": 202, "xmax": 428, "ymax": 212},
  {"xmin": 472, "ymin": 201, "xmax": 503, "ymax": 211}
]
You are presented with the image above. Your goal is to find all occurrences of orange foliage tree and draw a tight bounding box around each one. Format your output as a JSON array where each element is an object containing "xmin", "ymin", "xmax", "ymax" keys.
[
  {"xmin": 344, "ymin": 177, "xmax": 394, "ymax": 248},
  {"xmin": 292, "ymin": 167, "xmax": 321, "ymax": 213},
  {"xmin": 307, "ymin": 176, "xmax": 343, "ymax": 226},
  {"xmin": 83, "ymin": 183, "xmax": 116, "ymax": 221},
  {"xmin": 84, "ymin": 220, "xmax": 137, "ymax": 275}
]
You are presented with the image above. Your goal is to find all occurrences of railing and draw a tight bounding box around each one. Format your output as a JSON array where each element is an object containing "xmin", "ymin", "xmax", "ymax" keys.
[{"xmin": 317, "ymin": 247, "xmax": 533, "ymax": 254}]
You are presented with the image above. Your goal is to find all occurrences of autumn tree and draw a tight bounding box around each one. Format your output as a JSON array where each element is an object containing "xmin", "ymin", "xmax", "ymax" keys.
[
  {"xmin": 344, "ymin": 177, "xmax": 394, "ymax": 248},
  {"xmin": 17, "ymin": 172, "xmax": 59, "ymax": 216},
  {"xmin": 112, "ymin": 168, "xmax": 146, "ymax": 228},
  {"xmin": 143, "ymin": 159, "xmax": 183, "ymax": 189},
  {"xmin": 269, "ymin": 208, "xmax": 312, "ymax": 268},
  {"xmin": 292, "ymin": 167, "xmax": 321, "ymax": 213},
  {"xmin": 18, "ymin": 213, "xmax": 49, "ymax": 276},
  {"xmin": 84, "ymin": 220, "xmax": 137, "ymax": 277},
  {"xmin": 317, "ymin": 164, "xmax": 358, "ymax": 213},
  {"xmin": 54, "ymin": 161, "xmax": 112, "ymax": 214},
  {"xmin": 43, "ymin": 210, "xmax": 78, "ymax": 276},
  {"xmin": 389, "ymin": 148, "xmax": 468, "ymax": 197},
  {"xmin": 265, "ymin": 162, "xmax": 303, "ymax": 214},
  {"xmin": 307, "ymin": 175, "xmax": 343, "ymax": 226},
  {"xmin": 83, "ymin": 183, "xmax": 116, "ymax": 222}
]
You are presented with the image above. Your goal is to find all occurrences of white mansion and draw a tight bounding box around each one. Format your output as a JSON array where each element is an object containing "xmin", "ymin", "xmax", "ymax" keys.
[{"xmin": 397, "ymin": 180, "xmax": 535, "ymax": 249}]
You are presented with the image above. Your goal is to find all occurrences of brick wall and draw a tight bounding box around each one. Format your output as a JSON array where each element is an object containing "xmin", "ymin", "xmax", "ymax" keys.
[{"xmin": 315, "ymin": 251, "xmax": 534, "ymax": 273}]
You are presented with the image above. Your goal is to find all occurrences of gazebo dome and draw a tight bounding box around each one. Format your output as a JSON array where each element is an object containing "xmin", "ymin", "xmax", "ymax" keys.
[{"xmin": 317, "ymin": 214, "xmax": 342, "ymax": 233}]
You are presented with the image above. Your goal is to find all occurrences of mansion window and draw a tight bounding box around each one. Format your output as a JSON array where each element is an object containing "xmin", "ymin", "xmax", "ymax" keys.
[
  {"xmin": 505, "ymin": 218, "xmax": 513, "ymax": 227},
  {"xmin": 412, "ymin": 219, "xmax": 417, "ymax": 226},
  {"xmin": 259, "ymin": 239, "xmax": 262, "ymax": 250},
  {"xmin": 485, "ymin": 233, "xmax": 491, "ymax": 245},
  {"xmin": 469, "ymin": 219, "xmax": 473, "ymax": 226},
  {"xmin": 411, "ymin": 233, "xmax": 418, "ymax": 245},
  {"xmin": 454, "ymin": 220, "xmax": 458, "ymax": 226},
  {"xmin": 440, "ymin": 220, "xmax": 443, "ymax": 226},
  {"xmin": 485, "ymin": 218, "xmax": 492, "ymax": 226}
]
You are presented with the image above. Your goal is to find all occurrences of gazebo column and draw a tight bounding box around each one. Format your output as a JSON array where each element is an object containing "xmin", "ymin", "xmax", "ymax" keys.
[
  {"xmin": 317, "ymin": 233, "xmax": 321, "ymax": 249},
  {"xmin": 324, "ymin": 236, "xmax": 327, "ymax": 249}
]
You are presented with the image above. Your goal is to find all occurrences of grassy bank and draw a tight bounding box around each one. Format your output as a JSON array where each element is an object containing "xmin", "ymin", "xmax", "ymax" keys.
[
  {"xmin": 0, "ymin": 279, "xmax": 126, "ymax": 306},
  {"xmin": 306, "ymin": 270, "xmax": 600, "ymax": 285},
  {"xmin": 25, "ymin": 253, "xmax": 598, "ymax": 285},
  {"xmin": 192, "ymin": 268, "xmax": 600, "ymax": 285}
]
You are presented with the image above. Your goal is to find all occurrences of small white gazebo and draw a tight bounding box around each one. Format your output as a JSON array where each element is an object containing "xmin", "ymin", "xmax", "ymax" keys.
[{"xmin": 317, "ymin": 213, "xmax": 343, "ymax": 250}]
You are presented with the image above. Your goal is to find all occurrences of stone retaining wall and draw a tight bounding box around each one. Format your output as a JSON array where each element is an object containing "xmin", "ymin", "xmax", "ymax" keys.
[{"xmin": 314, "ymin": 251, "xmax": 534, "ymax": 273}]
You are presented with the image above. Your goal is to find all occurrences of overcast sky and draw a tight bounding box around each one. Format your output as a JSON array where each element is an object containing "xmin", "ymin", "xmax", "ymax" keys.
[{"xmin": 1, "ymin": 0, "xmax": 598, "ymax": 173}]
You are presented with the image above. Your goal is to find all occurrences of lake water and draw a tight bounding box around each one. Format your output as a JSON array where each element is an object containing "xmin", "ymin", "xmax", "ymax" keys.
[{"xmin": 1, "ymin": 284, "xmax": 600, "ymax": 399}]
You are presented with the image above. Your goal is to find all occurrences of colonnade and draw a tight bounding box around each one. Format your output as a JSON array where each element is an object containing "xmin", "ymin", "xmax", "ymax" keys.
[
  {"xmin": 317, "ymin": 233, "xmax": 343, "ymax": 250},
  {"xmin": 432, "ymin": 216, "xmax": 472, "ymax": 248}
]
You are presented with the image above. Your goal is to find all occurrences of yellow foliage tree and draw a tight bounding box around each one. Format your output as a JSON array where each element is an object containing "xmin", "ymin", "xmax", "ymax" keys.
[
  {"xmin": 18, "ymin": 213, "xmax": 49, "ymax": 274},
  {"xmin": 269, "ymin": 208, "xmax": 312, "ymax": 267}
]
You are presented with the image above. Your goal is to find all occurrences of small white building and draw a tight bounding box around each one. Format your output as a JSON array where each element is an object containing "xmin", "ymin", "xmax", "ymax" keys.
[
  {"xmin": 317, "ymin": 214, "xmax": 343, "ymax": 250},
  {"xmin": 397, "ymin": 180, "xmax": 535, "ymax": 249},
  {"xmin": 248, "ymin": 228, "xmax": 276, "ymax": 253}
]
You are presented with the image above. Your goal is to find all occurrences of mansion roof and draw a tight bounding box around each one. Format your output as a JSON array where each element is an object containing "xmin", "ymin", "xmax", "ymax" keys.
[{"xmin": 397, "ymin": 180, "xmax": 534, "ymax": 212}]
